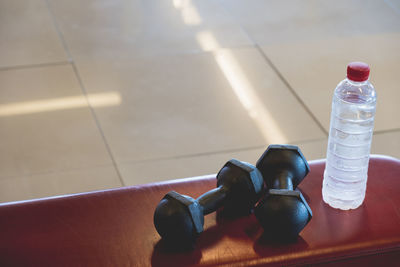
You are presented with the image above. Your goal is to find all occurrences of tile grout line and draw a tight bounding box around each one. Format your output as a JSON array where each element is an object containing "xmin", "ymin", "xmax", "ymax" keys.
[
  {"xmin": 0, "ymin": 61, "xmax": 71, "ymax": 72},
  {"xmin": 118, "ymin": 145, "xmax": 271, "ymax": 165},
  {"xmin": 44, "ymin": 0, "xmax": 126, "ymax": 187},
  {"xmin": 44, "ymin": 0, "xmax": 73, "ymax": 61},
  {"xmin": 373, "ymin": 128, "xmax": 400, "ymax": 135},
  {"xmin": 214, "ymin": 0, "xmax": 258, "ymax": 52},
  {"xmin": 70, "ymin": 63, "xmax": 127, "ymax": 187},
  {"xmin": 254, "ymin": 45, "xmax": 329, "ymax": 137},
  {"xmin": 0, "ymin": 162, "xmax": 120, "ymax": 182},
  {"xmin": 134, "ymin": 127, "xmax": 397, "ymax": 164},
  {"xmin": 384, "ymin": 0, "xmax": 400, "ymax": 15},
  {"xmin": 215, "ymin": 0, "xmax": 328, "ymax": 137},
  {"xmin": 116, "ymin": 136, "xmax": 330, "ymax": 165}
]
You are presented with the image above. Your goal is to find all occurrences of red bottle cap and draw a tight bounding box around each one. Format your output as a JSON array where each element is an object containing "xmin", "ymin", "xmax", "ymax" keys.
[{"xmin": 347, "ymin": 62, "xmax": 370, "ymax": 82}]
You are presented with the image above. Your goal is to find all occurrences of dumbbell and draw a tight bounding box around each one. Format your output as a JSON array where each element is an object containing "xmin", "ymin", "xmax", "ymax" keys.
[
  {"xmin": 254, "ymin": 144, "xmax": 312, "ymax": 240},
  {"xmin": 153, "ymin": 159, "xmax": 264, "ymax": 247}
]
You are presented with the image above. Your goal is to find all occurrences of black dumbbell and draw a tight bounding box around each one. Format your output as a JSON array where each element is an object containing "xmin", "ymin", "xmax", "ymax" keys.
[
  {"xmin": 254, "ymin": 144, "xmax": 312, "ymax": 240},
  {"xmin": 153, "ymin": 159, "xmax": 264, "ymax": 247}
]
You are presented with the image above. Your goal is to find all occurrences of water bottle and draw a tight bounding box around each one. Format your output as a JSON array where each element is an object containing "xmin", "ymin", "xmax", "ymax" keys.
[{"xmin": 322, "ymin": 62, "xmax": 377, "ymax": 210}]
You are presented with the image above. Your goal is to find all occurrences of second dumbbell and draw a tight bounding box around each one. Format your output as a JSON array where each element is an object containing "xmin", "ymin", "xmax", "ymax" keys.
[{"xmin": 255, "ymin": 145, "xmax": 313, "ymax": 240}]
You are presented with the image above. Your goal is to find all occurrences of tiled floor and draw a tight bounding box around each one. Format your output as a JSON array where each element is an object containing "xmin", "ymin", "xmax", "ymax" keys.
[{"xmin": 0, "ymin": 0, "xmax": 399, "ymax": 203}]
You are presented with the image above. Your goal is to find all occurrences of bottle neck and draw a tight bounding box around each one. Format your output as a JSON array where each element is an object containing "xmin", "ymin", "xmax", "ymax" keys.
[
  {"xmin": 346, "ymin": 78, "xmax": 370, "ymax": 86},
  {"xmin": 335, "ymin": 77, "xmax": 376, "ymax": 104}
]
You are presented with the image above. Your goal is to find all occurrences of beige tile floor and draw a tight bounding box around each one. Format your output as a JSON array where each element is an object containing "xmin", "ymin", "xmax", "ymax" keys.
[{"xmin": 0, "ymin": 0, "xmax": 399, "ymax": 203}]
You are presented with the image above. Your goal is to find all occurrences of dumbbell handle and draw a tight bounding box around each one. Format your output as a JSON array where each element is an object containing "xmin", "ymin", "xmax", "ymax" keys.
[
  {"xmin": 197, "ymin": 186, "xmax": 228, "ymax": 215},
  {"xmin": 272, "ymin": 170, "xmax": 294, "ymax": 190}
]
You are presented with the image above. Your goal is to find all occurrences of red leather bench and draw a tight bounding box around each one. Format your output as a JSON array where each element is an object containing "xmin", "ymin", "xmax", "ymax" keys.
[{"xmin": 1, "ymin": 155, "xmax": 400, "ymax": 266}]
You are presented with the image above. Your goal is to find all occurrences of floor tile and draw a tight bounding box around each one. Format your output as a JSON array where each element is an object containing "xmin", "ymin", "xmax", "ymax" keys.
[
  {"xmin": 0, "ymin": 0, "xmax": 68, "ymax": 68},
  {"xmin": 119, "ymin": 139, "xmax": 328, "ymax": 186},
  {"xmin": 0, "ymin": 64, "xmax": 114, "ymax": 177},
  {"xmin": 119, "ymin": 147, "xmax": 265, "ymax": 185},
  {"xmin": 261, "ymin": 33, "xmax": 400, "ymax": 132},
  {"xmin": 371, "ymin": 130, "xmax": 400, "ymax": 159},
  {"xmin": 2, "ymin": 0, "xmax": 398, "ymax": 203},
  {"xmin": 385, "ymin": 0, "xmax": 400, "ymax": 15},
  {"xmin": 294, "ymin": 139, "xmax": 327, "ymax": 162},
  {"xmin": 219, "ymin": 0, "xmax": 400, "ymax": 45},
  {"xmin": 48, "ymin": 0, "xmax": 252, "ymax": 60},
  {"xmin": 120, "ymin": 129, "xmax": 400, "ymax": 186},
  {"xmin": 0, "ymin": 165, "xmax": 122, "ymax": 203},
  {"xmin": 75, "ymin": 47, "xmax": 325, "ymax": 164}
]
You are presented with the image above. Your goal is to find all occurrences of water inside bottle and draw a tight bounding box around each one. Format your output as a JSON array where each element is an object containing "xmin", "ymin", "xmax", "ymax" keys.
[{"xmin": 323, "ymin": 92, "xmax": 376, "ymax": 210}]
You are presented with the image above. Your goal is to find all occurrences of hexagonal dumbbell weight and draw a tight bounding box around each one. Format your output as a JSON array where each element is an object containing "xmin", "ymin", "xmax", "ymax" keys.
[
  {"xmin": 154, "ymin": 159, "xmax": 264, "ymax": 247},
  {"xmin": 254, "ymin": 144, "xmax": 313, "ymax": 240}
]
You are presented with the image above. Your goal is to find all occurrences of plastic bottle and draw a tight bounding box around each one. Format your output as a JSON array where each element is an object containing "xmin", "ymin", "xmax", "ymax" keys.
[{"xmin": 322, "ymin": 62, "xmax": 377, "ymax": 210}]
